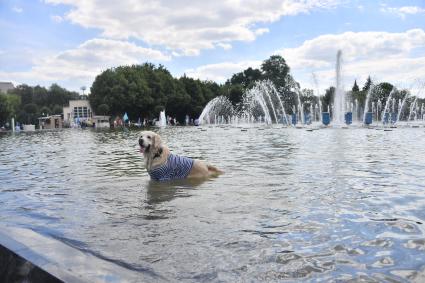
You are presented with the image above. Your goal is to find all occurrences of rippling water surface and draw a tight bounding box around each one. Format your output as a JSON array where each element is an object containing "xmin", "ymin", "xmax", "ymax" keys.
[{"xmin": 1, "ymin": 126, "xmax": 425, "ymax": 282}]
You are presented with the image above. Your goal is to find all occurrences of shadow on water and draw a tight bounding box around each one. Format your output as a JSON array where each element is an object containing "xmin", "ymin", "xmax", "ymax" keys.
[{"xmin": 145, "ymin": 178, "xmax": 208, "ymax": 205}]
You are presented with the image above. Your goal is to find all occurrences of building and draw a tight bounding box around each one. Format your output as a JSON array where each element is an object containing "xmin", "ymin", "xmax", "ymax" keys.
[
  {"xmin": 63, "ymin": 99, "xmax": 110, "ymax": 128},
  {"xmin": 0, "ymin": 82, "xmax": 15, "ymax": 94},
  {"xmin": 63, "ymin": 99, "xmax": 93, "ymax": 126},
  {"xmin": 38, "ymin": 115, "xmax": 63, "ymax": 130},
  {"xmin": 91, "ymin": 115, "xmax": 110, "ymax": 128}
]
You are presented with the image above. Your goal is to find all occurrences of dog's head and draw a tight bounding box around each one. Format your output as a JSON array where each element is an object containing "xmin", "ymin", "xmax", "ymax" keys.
[{"xmin": 139, "ymin": 131, "xmax": 162, "ymax": 156}]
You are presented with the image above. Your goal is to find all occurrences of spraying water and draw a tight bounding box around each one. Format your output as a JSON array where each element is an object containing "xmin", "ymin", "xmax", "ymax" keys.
[
  {"xmin": 158, "ymin": 111, "xmax": 166, "ymax": 127},
  {"xmin": 381, "ymin": 87, "xmax": 396, "ymax": 124},
  {"xmin": 295, "ymin": 89, "xmax": 305, "ymax": 124},
  {"xmin": 333, "ymin": 50, "xmax": 346, "ymax": 125},
  {"xmin": 362, "ymin": 85, "xmax": 375, "ymax": 124},
  {"xmin": 408, "ymin": 97, "xmax": 418, "ymax": 121},
  {"xmin": 312, "ymin": 73, "xmax": 322, "ymax": 123},
  {"xmin": 198, "ymin": 96, "xmax": 233, "ymax": 125},
  {"xmin": 396, "ymin": 92, "xmax": 409, "ymax": 124},
  {"xmin": 198, "ymin": 80, "xmax": 289, "ymax": 125}
]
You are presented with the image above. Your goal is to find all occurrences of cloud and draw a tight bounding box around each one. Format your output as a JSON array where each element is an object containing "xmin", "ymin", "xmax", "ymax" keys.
[
  {"xmin": 12, "ymin": 6, "xmax": 23, "ymax": 13},
  {"xmin": 381, "ymin": 5, "xmax": 425, "ymax": 19},
  {"xmin": 184, "ymin": 29, "xmax": 425, "ymax": 97},
  {"xmin": 216, "ymin": 43, "xmax": 232, "ymax": 50},
  {"xmin": 275, "ymin": 29, "xmax": 425, "ymax": 94},
  {"xmin": 44, "ymin": 0, "xmax": 340, "ymax": 56},
  {"xmin": 185, "ymin": 60, "xmax": 262, "ymax": 83},
  {"xmin": 0, "ymin": 38, "xmax": 170, "ymax": 91},
  {"xmin": 51, "ymin": 15, "xmax": 64, "ymax": 23}
]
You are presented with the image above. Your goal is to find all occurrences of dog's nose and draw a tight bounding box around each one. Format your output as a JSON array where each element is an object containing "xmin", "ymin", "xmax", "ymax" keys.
[{"xmin": 139, "ymin": 138, "xmax": 144, "ymax": 147}]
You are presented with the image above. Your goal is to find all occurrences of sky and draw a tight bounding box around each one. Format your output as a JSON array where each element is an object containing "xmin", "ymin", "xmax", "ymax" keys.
[{"xmin": 1, "ymin": 0, "xmax": 425, "ymax": 96}]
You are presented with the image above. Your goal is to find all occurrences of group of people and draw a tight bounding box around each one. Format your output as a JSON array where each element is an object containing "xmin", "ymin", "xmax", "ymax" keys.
[{"xmin": 111, "ymin": 114, "xmax": 200, "ymax": 128}]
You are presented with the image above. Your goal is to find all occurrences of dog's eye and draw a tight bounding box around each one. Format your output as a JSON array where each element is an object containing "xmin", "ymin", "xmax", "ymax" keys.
[{"xmin": 147, "ymin": 136, "xmax": 151, "ymax": 139}]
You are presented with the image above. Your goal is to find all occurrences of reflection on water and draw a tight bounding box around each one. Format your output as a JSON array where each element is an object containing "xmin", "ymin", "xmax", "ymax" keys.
[{"xmin": 1, "ymin": 127, "xmax": 425, "ymax": 281}]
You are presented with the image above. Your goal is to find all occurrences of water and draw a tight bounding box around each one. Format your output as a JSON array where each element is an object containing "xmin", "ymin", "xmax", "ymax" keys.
[
  {"xmin": 158, "ymin": 111, "xmax": 166, "ymax": 127},
  {"xmin": 1, "ymin": 128, "xmax": 425, "ymax": 282},
  {"xmin": 381, "ymin": 87, "xmax": 396, "ymax": 124},
  {"xmin": 199, "ymin": 80, "xmax": 289, "ymax": 125},
  {"xmin": 333, "ymin": 50, "xmax": 346, "ymax": 125},
  {"xmin": 198, "ymin": 96, "xmax": 233, "ymax": 125},
  {"xmin": 362, "ymin": 85, "xmax": 375, "ymax": 124}
]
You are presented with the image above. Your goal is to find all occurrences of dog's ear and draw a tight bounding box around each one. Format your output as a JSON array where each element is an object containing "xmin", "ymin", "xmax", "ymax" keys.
[{"xmin": 151, "ymin": 134, "xmax": 162, "ymax": 151}]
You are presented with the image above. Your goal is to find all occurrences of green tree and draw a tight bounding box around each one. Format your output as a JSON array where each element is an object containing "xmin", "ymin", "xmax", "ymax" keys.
[
  {"xmin": 261, "ymin": 55, "xmax": 299, "ymax": 93},
  {"xmin": 23, "ymin": 103, "xmax": 38, "ymax": 124},
  {"xmin": 0, "ymin": 94, "xmax": 13, "ymax": 126},
  {"xmin": 227, "ymin": 84, "xmax": 244, "ymax": 109},
  {"xmin": 322, "ymin": 87, "xmax": 335, "ymax": 113},
  {"xmin": 229, "ymin": 67, "xmax": 262, "ymax": 88},
  {"xmin": 39, "ymin": 106, "xmax": 52, "ymax": 116},
  {"xmin": 372, "ymin": 82, "xmax": 393, "ymax": 103},
  {"xmin": 352, "ymin": 80, "xmax": 359, "ymax": 92},
  {"xmin": 52, "ymin": 105, "xmax": 63, "ymax": 115},
  {"xmin": 362, "ymin": 76, "xmax": 372, "ymax": 92},
  {"xmin": 97, "ymin": 104, "xmax": 110, "ymax": 115}
]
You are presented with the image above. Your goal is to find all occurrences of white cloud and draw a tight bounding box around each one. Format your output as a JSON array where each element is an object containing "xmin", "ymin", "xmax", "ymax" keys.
[
  {"xmin": 185, "ymin": 60, "xmax": 262, "ymax": 83},
  {"xmin": 44, "ymin": 0, "xmax": 339, "ymax": 56},
  {"xmin": 12, "ymin": 6, "xmax": 23, "ymax": 13},
  {"xmin": 276, "ymin": 29, "xmax": 425, "ymax": 95},
  {"xmin": 184, "ymin": 29, "xmax": 425, "ymax": 97},
  {"xmin": 0, "ymin": 38, "xmax": 170, "ymax": 91},
  {"xmin": 381, "ymin": 5, "xmax": 425, "ymax": 19},
  {"xmin": 216, "ymin": 43, "xmax": 232, "ymax": 50},
  {"xmin": 51, "ymin": 15, "xmax": 64, "ymax": 23}
]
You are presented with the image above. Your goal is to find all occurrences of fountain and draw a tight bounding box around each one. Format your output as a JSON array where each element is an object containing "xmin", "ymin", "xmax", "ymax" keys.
[
  {"xmin": 198, "ymin": 96, "xmax": 233, "ymax": 125},
  {"xmin": 158, "ymin": 110, "xmax": 166, "ymax": 127},
  {"xmin": 381, "ymin": 87, "xmax": 396, "ymax": 124},
  {"xmin": 198, "ymin": 80, "xmax": 289, "ymax": 125},
  {"xmin": 396, "ymin": 92, "xmax": 409, "ymax": 124},
  {"xmin": 333, "ymin": 50, "xmax": 346, "ymax": 125},
  {"xmin": 312, "ymin": 73, "xmax": 323, "ymax": 123},
  {"xmin": 198, "ymin": 51, "xmax": 423, "ymax": 129},
  {"xmin": 362, "ymin": 85, "xmax": 375, "ymax": 125},
  {"xmin": 408, "ymin": 97, "xmax": 418, "ymax": 122}
]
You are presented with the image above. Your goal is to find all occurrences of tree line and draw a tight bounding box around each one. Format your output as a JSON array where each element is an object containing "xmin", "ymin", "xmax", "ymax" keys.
[
  {"xmin": 89, "ymin": 63, "xmax": 221, "ymax": 123},
  {"xmin": 0, "ymin": 84, "xmax": 80, "ymax": 126}
]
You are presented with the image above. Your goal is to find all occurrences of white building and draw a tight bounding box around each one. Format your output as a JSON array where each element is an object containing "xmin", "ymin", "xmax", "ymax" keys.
[
  {"xmin": 63, "ymin": 99, "xmax": 110, "ymax": 128},
  {"xmin": 0, "ymin": 82, "xmax": 15, "ymax": 94},
  {"xmin": 63, "ymin": 99, "xmax": 93, "ymax": 126}
]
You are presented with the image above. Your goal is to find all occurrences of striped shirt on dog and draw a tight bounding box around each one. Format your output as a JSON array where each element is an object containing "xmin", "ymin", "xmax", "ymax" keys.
[{"xmin": 148, "ymin": 154, "xmax": 194, "ymax": 181}]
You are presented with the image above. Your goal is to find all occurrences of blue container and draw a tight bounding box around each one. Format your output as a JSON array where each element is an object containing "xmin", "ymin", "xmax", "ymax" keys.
[
  {"xmin": 322, "ymin": 112, "xmax": 330, "ymax": 125},
  {"xmin": 364, "ymin": 112, "xmax": 373, "ymax": 125},
  {"xmin": 391, "ymin": 112, "xmax": 397, "ymax": 124},
  {"xmin": 291, "ymin": 114, "xmax": 297, "ymax": 125},
  {"xmin": 345, "ymin": 112, "xmax": 353, "ymax": 125},
  {"xmin": 383, "ymin": 112, "xmax": 390, "ymax": 124},
  {"xmin": 304, "ymin": 113, "xmax": 311, "ymax": 125}
]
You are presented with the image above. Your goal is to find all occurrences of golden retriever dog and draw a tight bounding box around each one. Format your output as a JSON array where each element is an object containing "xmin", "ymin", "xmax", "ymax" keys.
[{"xmin": 139, "ymin": 131, "xmax": 223, "ymax": 181}]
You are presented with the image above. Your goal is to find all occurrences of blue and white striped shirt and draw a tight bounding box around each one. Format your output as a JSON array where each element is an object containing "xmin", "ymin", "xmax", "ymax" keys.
[{"xmin": 148, "ymin": 154, "xmax": 194, "ymax": 181}]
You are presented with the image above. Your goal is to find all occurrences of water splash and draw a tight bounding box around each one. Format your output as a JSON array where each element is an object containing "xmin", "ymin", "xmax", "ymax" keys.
[
  {"xmin": 362, "ymin": 85, "xmax": 375, "ymax": 124},
  {"xmin": 381, "ymin": 87, "xmax": 396, "ymax": 124},
  {"xmin": 333, "ymin": 50, "xmax": 346, "ymax": 125},
  {"xmin": 198, "ymin": 80, "xmax": 289, "ymax": 125},
  {"xmin": 158, "ymin": 111, "xmax": 166, "ymax": 127},
  {"xmin": 198, "ymin": 96, "xmax": 234, "ymax": 125},
  {"xmin": 312, "ymin": 73, "xmax": 322, "ymax": 123}
]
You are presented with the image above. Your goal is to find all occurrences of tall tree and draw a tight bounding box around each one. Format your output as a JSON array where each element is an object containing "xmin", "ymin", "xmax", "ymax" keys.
[
  {"xmin": 352, "ymin": 80, "xmax": 359, "ymax": 92},
  {"xmin": 261, "ymin": 55, "xmax": 299, "ymax": 92},
  {"xmin": 362, "ymin": 76, "xmax": 372, "ymax": 92}
]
